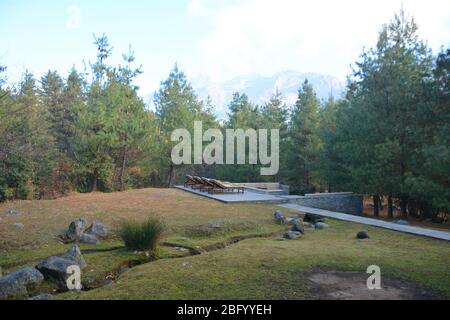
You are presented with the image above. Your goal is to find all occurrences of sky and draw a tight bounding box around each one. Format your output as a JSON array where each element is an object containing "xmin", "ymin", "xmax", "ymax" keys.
[{"xmin": 1, "ymin": 0, "xmax": 449, "ymax": 97}]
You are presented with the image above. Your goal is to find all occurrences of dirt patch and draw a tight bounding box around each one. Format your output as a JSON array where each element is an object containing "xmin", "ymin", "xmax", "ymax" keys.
[{"xmin": 304, "ymin": 269, "xmax": 442, "ymax": 300}]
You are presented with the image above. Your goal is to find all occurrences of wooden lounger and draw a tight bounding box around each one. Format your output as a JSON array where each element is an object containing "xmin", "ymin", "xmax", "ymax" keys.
[
  {"xmin": 208, "ymin": 179, "xmax": 245, "ymax": 194},
  {"xmin": 198, "ymin": 177, "xmax": 216, "ymax": 192},
  {"xmin": 191, "ymin": 176, "xmax": 207, "ymax": 190},
  {"xmin": 184, "ymin": 175, "xmax": 198, "ymax": 188}
]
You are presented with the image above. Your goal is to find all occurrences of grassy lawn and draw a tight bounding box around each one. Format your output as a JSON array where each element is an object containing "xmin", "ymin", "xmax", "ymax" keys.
[{"xmin": 1, "ymin": 188, "xmax": 449, "ymax": 299}]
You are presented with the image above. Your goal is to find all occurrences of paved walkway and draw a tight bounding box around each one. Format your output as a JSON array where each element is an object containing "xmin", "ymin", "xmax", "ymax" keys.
[
  {"xmin": 279, "ymin": 203, "xmax": 450, "ymax": 241},
  {"xmin": 175, "ymin": 186, "xmax": 289, "ymax": 203}
]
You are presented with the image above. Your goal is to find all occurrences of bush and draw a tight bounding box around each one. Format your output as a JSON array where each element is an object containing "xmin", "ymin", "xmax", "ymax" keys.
[{"xmin": 119, "ymin": 218, "xmax": 164, "ymax": 251}]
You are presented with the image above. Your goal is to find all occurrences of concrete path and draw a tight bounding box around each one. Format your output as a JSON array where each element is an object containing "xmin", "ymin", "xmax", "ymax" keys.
[
  {"xmin": 175, "ymin": 186, "xmax": 288, "ymax": 203},
  {"xmin": 279, "ymin": 203, "xmax": 450, "ymax": 242}
]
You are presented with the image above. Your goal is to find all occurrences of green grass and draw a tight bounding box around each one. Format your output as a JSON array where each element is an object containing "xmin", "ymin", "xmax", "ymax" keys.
[
  {"xmin": 59, "ymin": 218, "xmax": 450, "ymax": 300},
  {"xmin": 119, "ymin": 218, "xmax": 164, "ymax": 252},
  {"xmin": 1, "ymin": 188, "xmax": 449, "ymax": 300}
]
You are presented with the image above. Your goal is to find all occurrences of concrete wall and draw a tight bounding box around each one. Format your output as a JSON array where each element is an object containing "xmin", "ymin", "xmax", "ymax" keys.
[
  {"xmin": 242, "ymin": 183, "xmax": 289, "ymax": 195},
  {"xmin": 290, "ymin": 192, "xmax": 363, "ymax": 216}
]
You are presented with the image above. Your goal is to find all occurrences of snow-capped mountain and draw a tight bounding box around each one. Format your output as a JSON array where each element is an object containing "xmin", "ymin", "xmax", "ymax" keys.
[{"xmin": 148, "ymin": 71, "xmax": 347, "ymax": 119}]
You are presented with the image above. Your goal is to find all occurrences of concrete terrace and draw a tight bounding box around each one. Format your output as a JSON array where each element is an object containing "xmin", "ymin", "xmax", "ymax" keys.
[
  {"xmin": 280, "ymin": 203, "xmax": 450, "ymax": 242},
  {"xmin": 176, "ymin": 186, "xmax": 450, "ymax": 241},
  {"xmin": 175, "ymin": 185, "xmax": 298, "ymax": 203}
]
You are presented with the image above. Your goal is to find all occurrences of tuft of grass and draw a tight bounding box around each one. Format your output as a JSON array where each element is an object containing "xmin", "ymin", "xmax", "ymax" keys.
[{"xmin": 119, "ymin": 218, "xmax": 164, "ymax": 252}]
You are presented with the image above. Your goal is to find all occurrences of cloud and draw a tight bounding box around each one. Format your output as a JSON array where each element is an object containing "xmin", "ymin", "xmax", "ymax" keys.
[
  {"xmin": 187, "ymin": 0, "xmax": 212, "ymax": 17},
  {"xmin": 66, "ymin": 5, "xmax": 81, "ymax": 30},
  {"xmin": 191, "ymin": 0, "xmax": 450, "ymax": 81}
]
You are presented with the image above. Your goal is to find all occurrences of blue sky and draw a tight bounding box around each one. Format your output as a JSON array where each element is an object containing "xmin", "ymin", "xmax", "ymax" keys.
[{"xmin": 1, "ymin": 0, "xmax": 449, "ymax": 97}]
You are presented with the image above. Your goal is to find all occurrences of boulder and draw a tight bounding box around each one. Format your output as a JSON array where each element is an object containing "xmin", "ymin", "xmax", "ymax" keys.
[
  {"xmin": 79, "ymin": 233, "xmax": 100, "ymax": 245},
  {"xmin": 304, "ymin": 213, "xmax": 325, "ymax": 223},
  {"xmin": 274, "ymin": 210, "xmax": 286, "ymax": 225},
  {"xmin": 283, "ymin": 231, "xmax": 302, "ymax": 240},
  {"xmin": 303, "ymin": 221, "xmax": 314, "ymax": 228},
  {"xmin": 6, "ymin": 210, "xmax": 19, "ymax": 216},
  {"xmin": 61, "ymin": 245, "xmax": 87, "ymax": 269},
  {"xmin": 28, "ymin": 293, "xmax": 53, "ymax": 300},
  {"xmin": 291, "ymin": 218, "xmax": 305, "ymax": 234},
  {"xmin": 315, "ymin": 222, "xmax": 329, "ymax": 230},
  {"xmin": 12, "ymin": 223, "xmax": 24, "ymax": 229},
  {"xmin": 0, "ymin": 267, "xmax": 44, "ymax": 300},
  {"xmin": 286, "ymin": 217, "xmax": 300, "ymax": 224},
  {"xmin": 36, "ymin": 256, "xmax": 80, "ymax": 283},
  {"xmin": 36, "ymin": 245, "xmax": 87, "ymax": 284},
  {"xmin": 65, "ymin": 218, "xmax": 87, "ymax": 241},
  {"xmin": 356, "ymin": 230, "xmax": 370, "ymax": 239},
  {"xmin": 85, "ymin": 222, "xmax": 108, "ymax": 239}
]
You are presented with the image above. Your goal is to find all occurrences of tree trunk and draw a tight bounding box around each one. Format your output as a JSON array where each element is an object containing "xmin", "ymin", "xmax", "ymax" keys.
[
  {"xmin": 91, "ymin": 169, "xmax": 98, "ymax": 192},
  {"xmin": 167, "ymin": 164, "xmax": 175, "ymax": 188},
  {"xmin": 373, "ymin": 195, "xmax": 380, "ymax": 217},
  {"xmin": 119, "ymin": 146, "xmax": 128, "ymax": 191},
  {"xmin": 400, "ymin": 197, "xmax": 408, "ymax": 218},
  {"xmin": 387, "ymin": 195, "xmax": 394, "ymax": 220}
]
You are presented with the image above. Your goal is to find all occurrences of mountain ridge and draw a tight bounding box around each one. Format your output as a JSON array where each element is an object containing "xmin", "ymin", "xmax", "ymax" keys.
[{"xmin": 147, "ymin": 70, "xmax": 347, "ymax": 119}]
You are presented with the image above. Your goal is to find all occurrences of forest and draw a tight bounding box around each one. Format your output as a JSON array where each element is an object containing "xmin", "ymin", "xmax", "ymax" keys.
[{"xmin": 0, "ymin": 10, "xmax": 448, "ymax": 222}]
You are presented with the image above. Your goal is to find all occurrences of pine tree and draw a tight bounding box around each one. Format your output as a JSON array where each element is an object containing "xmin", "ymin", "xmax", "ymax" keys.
[
  {"xmin": 346, "ymin": 9, "xmax": 434, "ymax": 217},
  {"xmin": 288, "ymin": 80, "xmax": 321, "ymax": 194},
  {"xmin": 153, "ymin": 64, "xmax": 206, "ymax": 186}
]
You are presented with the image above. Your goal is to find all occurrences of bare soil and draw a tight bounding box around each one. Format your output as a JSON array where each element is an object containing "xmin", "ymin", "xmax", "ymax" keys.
[{"xmin": 304, "ymin": 269, "xmax": 443, "ymax": 300}]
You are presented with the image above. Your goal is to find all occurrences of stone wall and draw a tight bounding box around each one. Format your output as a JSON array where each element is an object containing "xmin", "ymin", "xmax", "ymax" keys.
[
  {"xmin": 243, "ymin": 183, "xmax": 290, "ymax": 195},
  {"xmin": 290, "ymin": 192, "xmax": 363, "ymax": 216}
]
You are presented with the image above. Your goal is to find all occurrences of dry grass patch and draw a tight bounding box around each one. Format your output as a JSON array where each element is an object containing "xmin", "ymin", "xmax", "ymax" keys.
[{"xmin": 0, "ymin": 188, "xmax": 282, "ymax": 251}]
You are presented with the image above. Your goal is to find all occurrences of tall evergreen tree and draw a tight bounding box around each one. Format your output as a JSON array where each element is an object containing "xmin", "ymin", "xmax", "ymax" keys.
[
  {"xmin": 288, "ymin": 80, "xmax": 321, "ymax": 194},
  {"xmin": 346, "ymin": 9, "xmax": 434, "ymax": 217},
  {"xmin": 154, "ymin": 64, "xmax": 208, "ymax": 186}
]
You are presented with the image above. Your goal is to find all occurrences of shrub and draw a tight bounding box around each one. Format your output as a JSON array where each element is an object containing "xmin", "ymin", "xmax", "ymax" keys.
[{"xmin": 119, "ymin": 218, "xmax": 164, "ymax": 251}]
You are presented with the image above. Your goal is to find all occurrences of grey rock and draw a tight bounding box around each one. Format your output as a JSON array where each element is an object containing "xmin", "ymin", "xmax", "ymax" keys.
[
  {"xmin": 303, "ymin": 221, "xmax": 314, "ymax": 228},
  {"xmin": 287, "ymin": 216, "xmax": 301, "ymax": 224},
  {"xmin": 315, "ymin": 222, "xmax": 329, "ymax": 230},
  {"xmin": 304, "ymin": 213, "xmax": 325, "ymax": 223},
  {"xmin": 85, "ymin": 222, "xmax": 108, "ymax": 239},
  {"xmin": 211, "ymin": 224, "xmax": 221, "ymax": 229},
  {"xmin": 356, "ymin": 230, "xmax": 370, "ymax": 239},
  {"xmin": 61, "ymin": 245, "xmax": 87, "ymax": 269},
  {"xmin": 291, "ymin": 218, "xmax": 305, "ymax": 234},
  {"xmin": 12, "ymin": 222, "xmax": 24, "ymax": 229},
  {"xmin": 65, "ymin": 218, "xmax": 87, "ymax": 241},
  {"xmin": 395, "ymin": 219, "xmax": 409, "ymax": 225},
  {"xmin": 6, "ymin": 210, "xmax": 19, "ymax": 216},
  {"xmin": 283, "ymin": 231, "xmax": 302, "ymax": 240},
  {"xmin": 0, "ymin": 267, "xmax": 44, "ymax": 300},
  {"xmin": 28, "ymin": 293, "xmax": 53, "ymax": 300},
  {"xmin": 283, "ymin": 231, "xmax": 302, "ymax": 239},
  {"xmin": 180, "ymin": 262, "xmax": 191, "ymax": 267},
  {"xmin": 79, "ymin": 233, "xmax": 100, "ymax": 245},
  {"xmin": 274, "ymin": 210, "xmax": 286, "ymax": 225},
  {"xmin": 36, "ymin": 256, "xmax": 80, "ymax": 283}
]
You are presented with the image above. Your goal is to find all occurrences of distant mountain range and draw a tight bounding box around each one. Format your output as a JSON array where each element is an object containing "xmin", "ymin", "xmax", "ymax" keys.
[{"xmin": 147, "ymin": 71, "xmax": 347, "ymax": 119}]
